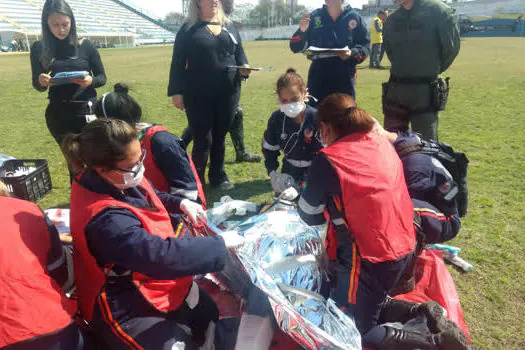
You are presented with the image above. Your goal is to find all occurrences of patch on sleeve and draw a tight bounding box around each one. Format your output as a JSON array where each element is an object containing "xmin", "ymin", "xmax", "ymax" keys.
[{"xmin": 348, "ymin": 19, "xmax": 357, "ymax": 31}]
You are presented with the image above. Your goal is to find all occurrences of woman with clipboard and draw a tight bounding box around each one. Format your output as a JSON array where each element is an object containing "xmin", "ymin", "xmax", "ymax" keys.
[
  {"xmin": 168, "ymin": 0, "xmax": 249, "ymax": 191},
  {"xmin": 30, "ymin": 0, "xmax": 106, "ymax": 155},
  {"xmin": 289, "ymin": 0, "xmax": 369, "ymax": 105}
]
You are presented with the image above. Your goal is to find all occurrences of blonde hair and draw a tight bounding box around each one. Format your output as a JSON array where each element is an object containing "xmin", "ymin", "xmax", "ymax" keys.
[
  {"xmin": 184, "ymin": 0, "xmax": 230, "ymax": 28},
  {"xmin": 0, "ymin": 180, "xmax": 10, "ymax": 197}
]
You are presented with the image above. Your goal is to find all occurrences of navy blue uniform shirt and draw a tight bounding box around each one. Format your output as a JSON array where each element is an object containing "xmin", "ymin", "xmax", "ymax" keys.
[
  {"xmin": 77, "ymin": 171, "xmax": 227, "ymax": 280},
  {"xmin": 413, "ymin": 199, "xmax": 460, "ymax": 244},
  {"xmin": 262, "ymin": 105, "xmax": 322, "ymax": 184},
  {"xmin": 394, "ymin": 131, "xmax": 458, "ymax": 214},
  {"xmin": 290, "ymin": 5, "xmax": 369, "ymax": 100},
  {"xmin": 139, "ymin": 124, "xmax": 201, "ymax": 203}
]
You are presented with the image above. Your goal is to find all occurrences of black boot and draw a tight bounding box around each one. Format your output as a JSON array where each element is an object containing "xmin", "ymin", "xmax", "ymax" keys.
[
  {"xmin": 380, "ymin": 299, "xmax": 448, "ymax": 328},
  {"xmin": 230, "ymin": 105, "xmax": 262, "ymax": 163},
  {"xmin": 373, "ymin": 326, "xmax": 438, "ymax": 350},
  {"xmin": 434, "ymin": 328, "xmax": 470, "ymax": 350},
  {"xmin": 379, "ymin": 298, "xmax": 421, "ymax": 324}
]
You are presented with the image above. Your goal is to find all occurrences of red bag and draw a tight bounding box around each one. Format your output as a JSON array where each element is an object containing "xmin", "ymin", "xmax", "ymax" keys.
[{"xmin": 394, "ymin": 249, "xmax": 471, "ymax": 342}]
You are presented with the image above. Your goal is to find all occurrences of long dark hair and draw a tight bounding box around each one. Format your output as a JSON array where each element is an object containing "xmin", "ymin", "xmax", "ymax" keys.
[
  {"xmin": 40, "ymin": 0, "xmax": 78, "ymax": 68},
  {"xmin": 61, "ymin": 119, "xmax": 137, "ymax": 174}
]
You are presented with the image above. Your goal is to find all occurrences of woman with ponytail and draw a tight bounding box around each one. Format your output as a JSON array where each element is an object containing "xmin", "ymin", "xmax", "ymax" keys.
[
  {"xmin": 30, "ymin": 0, "xmax": 106, "ymax": 160},
  {"xmin": 93, "ymin": 83, "xmax": 206, "ymax": 207},
  {"xmin": 63, "ymin": 119, "xmax": 244, "ymax": 348},
  {"xmin": 297, "ymin": 93, "xmax": 468, "ymax": 350},
  {"xmin": 262, "ymin": 68, "xmax": 322, "ymax": 197}
]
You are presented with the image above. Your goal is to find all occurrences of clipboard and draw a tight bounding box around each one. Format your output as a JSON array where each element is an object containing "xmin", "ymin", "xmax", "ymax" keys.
[
  {"xmin": 49, "ymin": 71, "xmax": 90, "ymax": 85},
  {"xmin": 227, "ymin": 66, "xmax": 273, "ymax": 71}
]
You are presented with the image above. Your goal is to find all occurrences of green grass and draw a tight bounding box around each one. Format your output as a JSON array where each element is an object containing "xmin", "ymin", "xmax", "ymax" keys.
[{"xmin": 1, "ymin": 38, "xmax": 524, "ymax": 348}]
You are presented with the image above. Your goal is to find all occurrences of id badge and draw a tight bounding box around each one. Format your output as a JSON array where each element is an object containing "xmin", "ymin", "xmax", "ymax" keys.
[{"xmin": 85, "ymin": 114, "xmax": 97, "ymax": 123}]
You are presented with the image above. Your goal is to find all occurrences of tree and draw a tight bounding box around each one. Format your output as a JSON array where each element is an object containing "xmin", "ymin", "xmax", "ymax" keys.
[
  {"xmin": 247, "ymin": 0, "xmax": 307, "ymax": 28},
  {"xmin": 162, "ymin": 12, "xmax": 186, "ymax": 31}
]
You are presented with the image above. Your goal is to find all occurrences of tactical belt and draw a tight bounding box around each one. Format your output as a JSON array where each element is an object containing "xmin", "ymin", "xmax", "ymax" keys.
[{"xmin": 389, "ymin": 75, "xmax": 437, "ymax": 84}]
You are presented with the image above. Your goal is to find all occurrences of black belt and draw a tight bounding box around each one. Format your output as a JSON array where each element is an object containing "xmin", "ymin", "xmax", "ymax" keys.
[{"xmin": 389, "ymin": 75, "xmax": 437, "ymax": 84}]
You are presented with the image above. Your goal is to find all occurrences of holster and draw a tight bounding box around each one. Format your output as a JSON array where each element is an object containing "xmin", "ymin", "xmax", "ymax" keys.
[{"xmin": 430, "ymin": 77, "xmax": 450, "ymax": 111}]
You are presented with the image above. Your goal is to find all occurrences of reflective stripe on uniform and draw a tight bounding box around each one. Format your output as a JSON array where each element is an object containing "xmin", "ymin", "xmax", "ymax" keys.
[
  {"xmin": 285, "ymin": 158, "xmax": 312, "ymax": 168},
  {"xmin": 298, "ymin": 196, "xmax": 325, "ymax": 215},
  {"xmin": 262, "ymin": 138, "xmax": 281, "ymax": 151},
  {"xmin": 47, "ymin": 253, "xmax": 66, "ymax": 271},
  {"xmin": 170, "ymin": 187, "xmax": 199, "ymax": 201},
  {"xmin": 332, "ymin": 218, "xmax": 345, "ymax": 226}
]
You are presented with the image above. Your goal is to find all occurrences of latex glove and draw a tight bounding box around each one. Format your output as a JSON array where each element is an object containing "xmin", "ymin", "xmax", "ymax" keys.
[
  {"xmin": 180, "ymin": 199, "xmax": 206, "ymax": 226},
  {"xmin": 269, "ymin": 171, "xmax": 295, "ymax": 193},
  {"xmin": 219, "ymin": 230, "xmax": 246, "ymax": 249},
  {"xmin": 280, "ymin": 187, "xmax": 299, "ymax": 201}
]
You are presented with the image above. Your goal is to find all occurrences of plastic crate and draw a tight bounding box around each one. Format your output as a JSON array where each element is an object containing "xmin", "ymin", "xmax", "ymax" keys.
[{"xmin": 0, "ymin": 159, "xmax": 52, "ymax": 201}]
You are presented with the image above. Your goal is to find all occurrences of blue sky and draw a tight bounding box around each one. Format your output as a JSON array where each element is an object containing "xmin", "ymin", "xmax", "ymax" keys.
[{"xmin": 131, "ymin": 0, "xmax": 370, "ymax": 18}]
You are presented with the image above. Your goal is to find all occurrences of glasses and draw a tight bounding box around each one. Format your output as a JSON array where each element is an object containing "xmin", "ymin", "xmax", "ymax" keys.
[{"xmin": 114, "ymin": 149, "xmax": 147, "ymax": 176}]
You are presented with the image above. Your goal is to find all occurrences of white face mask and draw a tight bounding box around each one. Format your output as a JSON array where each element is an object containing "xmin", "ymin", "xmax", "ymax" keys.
[
  {"xmin": 113, "ymin": 163, "xmax": 145, "ymax": 190},
  {"xmin": 280, "ymin": 101, "xmax": 304, "ymax": 119}
]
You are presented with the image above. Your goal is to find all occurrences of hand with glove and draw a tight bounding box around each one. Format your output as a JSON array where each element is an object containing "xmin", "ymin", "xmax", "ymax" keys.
[
  {"xmin": 219, "ymin": 230, "xmax": 246, "ymax": 249},
  {"xmin": 280, "ymin": 187, "xmax": 299, "ymax": 201},
  {"xmin": 180, "ymin": 199, "xmax": 207, "ymax": 227},
  {"xmin": 269, "ymin": 171, "xmax": 296, "ymax": 193}
]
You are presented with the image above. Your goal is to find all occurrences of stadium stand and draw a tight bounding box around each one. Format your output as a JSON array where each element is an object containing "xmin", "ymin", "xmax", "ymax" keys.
[{"xmin": 0, "ymin": 0, "xmax": 174, "ymax": 51}]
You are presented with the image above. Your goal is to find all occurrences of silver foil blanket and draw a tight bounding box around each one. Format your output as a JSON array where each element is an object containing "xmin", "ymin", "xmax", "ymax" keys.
[{"xmin": 200, "ymin": 203, "xmax": 361, "ymax": 350}]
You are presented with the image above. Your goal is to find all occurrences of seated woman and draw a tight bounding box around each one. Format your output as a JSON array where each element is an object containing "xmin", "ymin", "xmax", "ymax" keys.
[
  {"xmin": 0, "ymin": 181, "xmax": 87, "ymax": 349},
  {"xmin": 297, "ymin": 94, "xmax": 468, "ymax": 350},
  {"xmin": 262, "ymin": 68, "xmax": 322, "ymax": 195},
  {"xmin": 62, "ymin": 119, "xmax": 244, "ymax": 349},
  {"xmin": 94, "ymin": 83, "xmax": 206, "ymax": 207}
]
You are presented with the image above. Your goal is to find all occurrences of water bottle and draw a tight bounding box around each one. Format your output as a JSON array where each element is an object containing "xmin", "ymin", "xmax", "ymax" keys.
[{"xmin": 444, "ymin": 252, "xmax": 473, "ymax": 272}]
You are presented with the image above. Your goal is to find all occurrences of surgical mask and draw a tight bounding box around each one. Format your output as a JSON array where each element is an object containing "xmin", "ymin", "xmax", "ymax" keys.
[
  {"xmin": 280, "ymin": 101, "xmax": 304, "ymax": 119},
  {"xmin": 113, "ymin": 163, "xmax": 145, "ymax": 190}
]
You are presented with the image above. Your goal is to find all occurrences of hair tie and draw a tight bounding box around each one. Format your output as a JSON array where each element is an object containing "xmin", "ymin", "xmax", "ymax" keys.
[{"xmin": 101, "ymin": 93, "xmax": 109, "ymax": 118}]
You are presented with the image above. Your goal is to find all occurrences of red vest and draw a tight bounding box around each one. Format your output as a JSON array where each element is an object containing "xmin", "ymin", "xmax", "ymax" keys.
[
  {"xmin": 70, "ymin": 177, "xmax": 193, "ymax": 321},
  {"xmin": 321, "ymin": 131, "xmax": 415, "ymax": 263},
  {"xmin": 0, "ymin": 197, "xmax": 77, "ymax": 347},
  {"xmin": 140, "ymin": 125, "xmax": 206, "ymax": 208}
]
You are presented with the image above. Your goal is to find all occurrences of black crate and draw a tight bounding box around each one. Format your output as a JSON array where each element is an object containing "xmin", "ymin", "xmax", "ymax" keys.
[{"xmin": 0, "ymin": 159, "xmax": 52, "ymax": 201}]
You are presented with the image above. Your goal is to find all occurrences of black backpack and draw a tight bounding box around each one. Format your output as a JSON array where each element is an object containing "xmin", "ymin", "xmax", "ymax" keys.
[{"xmin": 398, "ymin": 138, "xmax": 469, "ymax": 217}]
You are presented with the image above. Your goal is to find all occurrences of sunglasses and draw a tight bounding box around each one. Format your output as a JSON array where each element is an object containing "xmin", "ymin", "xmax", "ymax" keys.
[{"xmin": 114, "ymin": 148, "xmax": 147, "ymax": 177}]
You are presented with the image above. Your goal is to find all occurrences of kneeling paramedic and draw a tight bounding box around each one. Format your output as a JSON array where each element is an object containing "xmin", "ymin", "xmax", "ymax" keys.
[
  {"xmin": 297, "ymin": 93, "xmax": 469, "ymax": 350},
  {"xmin": 63, "ymin": 119, "xmax": 244, "ymax": 349},
  {"xmin": 0, "ymin": 186, "xmax": 87, "ymax": 350},
  {"xmin": 94, "ymin": 82, "xmax": 206, "ymax": 207},
  {"xmin": 262, "ymin": 68, "xmax": 322, "ymax": 199}
]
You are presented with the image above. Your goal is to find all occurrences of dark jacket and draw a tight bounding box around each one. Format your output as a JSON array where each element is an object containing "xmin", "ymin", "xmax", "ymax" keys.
[{"xmin": 383, "ymin": 0, "xmax": 460, "ymax": 79}]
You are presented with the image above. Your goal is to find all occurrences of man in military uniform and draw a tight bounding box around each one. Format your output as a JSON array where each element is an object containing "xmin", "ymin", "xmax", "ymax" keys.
[
  {"xmin": 370, "ymin": 10, "xmax": 387, "ymax": 69},
  {"xmin": 382, "ymin": 0, "xmax": 460, "ymax": 141}
]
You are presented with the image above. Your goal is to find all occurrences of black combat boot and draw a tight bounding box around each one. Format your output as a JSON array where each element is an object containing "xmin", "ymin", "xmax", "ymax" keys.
[
  {"xmin": 379, "ymin": 298, "xmax": 447, "ymax": 328},
  {"xmin": 372, "ymin": 326, "xmax": 470, "ymax": 350},
  {"xmin": 372, "ymin": 326, "xmax": 438, "ymax": 350}
]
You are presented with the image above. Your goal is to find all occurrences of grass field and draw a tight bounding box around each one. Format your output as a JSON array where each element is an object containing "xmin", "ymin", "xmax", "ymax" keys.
[{"xmin": 1, "ymin": 37, "xmax": 524, "ymax": 349}]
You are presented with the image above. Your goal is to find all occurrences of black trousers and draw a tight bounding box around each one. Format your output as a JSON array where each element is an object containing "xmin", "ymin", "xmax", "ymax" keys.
[
  {"xmin": 370, "ymin": 43, "xmax": 382, "ymax": 67},
  {"xmin": 182, "ymin": 104, "xmax": 246, "ymax": 158},
  {"xmin": 184, "ymin": 91, "xmax": 240, "ymax": 186},
  {"xmin": 331, "ymin": 242, "xmax": 414, "ymax": 335},
  {"xmin": 45, "ymin": 100, "xmax": 93, "ymax": 182},
  {"xmin": 3, "ymin": 322, "xmax": 90, "ymax": 350},
  {"xmin": 307, "ymin": 64, "xmax": 356, "ymax": 106},
  {"xmin": 45, "ymin": 100, "xmax": 93, "ymax": 146}
]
